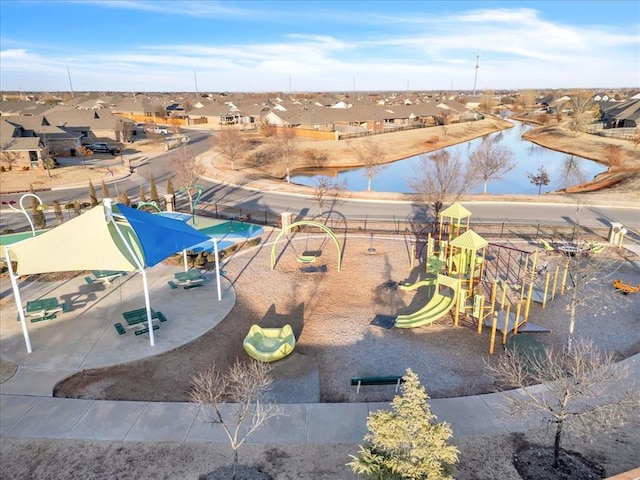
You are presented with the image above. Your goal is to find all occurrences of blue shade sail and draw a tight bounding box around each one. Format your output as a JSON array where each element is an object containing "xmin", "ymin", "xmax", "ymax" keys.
[{"xmin": 116, "ymin": 204, "xmax": 213, "ymax": 267}]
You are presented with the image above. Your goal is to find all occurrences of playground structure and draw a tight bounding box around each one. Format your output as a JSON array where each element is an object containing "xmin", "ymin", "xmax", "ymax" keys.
[
  {"xmin": 404, "ymin": 202, "xmax": 574, "ymax": 354},
  {"xmin": 243, "ymin": 324, "xmax": 296, "ymax": 362},
  {"xmin": 613, "ymin": 279, "xmax": 640, "ymax": 295}
]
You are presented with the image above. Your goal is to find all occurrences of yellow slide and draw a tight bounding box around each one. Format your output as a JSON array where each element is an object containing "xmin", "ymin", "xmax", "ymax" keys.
[{"xmin": 395, "ymin": 274, "xmax": 460, "ymax": 328}]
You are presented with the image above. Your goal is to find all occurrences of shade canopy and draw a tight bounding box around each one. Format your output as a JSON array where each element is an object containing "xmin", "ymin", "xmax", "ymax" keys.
[
  {"xmin": 7, "ymin": 203, "xmax": 213, "ymax": 276},
  {"xmin": 117, "ymin": 204, "xmax": 213, "ymax": 267},
  {"xmin": 441, "ymin": 202, "xmax": 472, "ymax": 221},
  {"xmin": 5, "ymin": 200, "xmax": 218, "ymax": 353},
  {"xmin": 449, "ymin": 229, "xmax": 488, "ymax": 250}
]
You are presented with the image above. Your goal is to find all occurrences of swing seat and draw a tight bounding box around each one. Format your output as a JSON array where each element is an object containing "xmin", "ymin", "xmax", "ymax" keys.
[{"xmin": 297, "ymin": 255, "xmax": 317, "ymax": 263}]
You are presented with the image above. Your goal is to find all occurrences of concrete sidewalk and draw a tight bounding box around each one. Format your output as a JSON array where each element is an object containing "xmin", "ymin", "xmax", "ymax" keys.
[{"xmin": 2, "ymin": 353, "xmax": 637, "ymax": 444}]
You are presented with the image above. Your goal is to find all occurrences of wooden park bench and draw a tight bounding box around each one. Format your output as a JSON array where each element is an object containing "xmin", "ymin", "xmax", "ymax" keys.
[{"xmin": 351, "ymin": 375, "xmax": 405, "ymax": 394}]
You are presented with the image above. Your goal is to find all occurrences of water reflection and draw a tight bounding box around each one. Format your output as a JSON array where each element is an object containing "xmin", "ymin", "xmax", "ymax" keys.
[{"xmin": 290, "ymin": 120, "xmax": 607, "ymax": 195}]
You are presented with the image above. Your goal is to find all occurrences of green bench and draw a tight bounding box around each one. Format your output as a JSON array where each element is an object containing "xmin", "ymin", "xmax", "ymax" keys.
[
  {"xmin": 168, "ymin": 279, "xmax": 205, "ymax": 290},
  {"xmin": 351, "ymin": 376, "xmax": 405, "ymax": 394},
  {"xmin": 135, "ymin": 325, "xmax": 160, "ymax": 336},
  {"xmin": 114, "ymin": 323, "xmax": 127, "ymax": 335}
]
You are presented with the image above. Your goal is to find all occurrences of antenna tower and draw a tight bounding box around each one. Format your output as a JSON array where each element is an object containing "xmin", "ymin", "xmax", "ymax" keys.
[
  {"xmin": 472, "ymin": 49, "xmax": 480, "ymax": 96},
  {"xmin": 67, "ymin": 66, "xmax": 74, "ymax": 98}
]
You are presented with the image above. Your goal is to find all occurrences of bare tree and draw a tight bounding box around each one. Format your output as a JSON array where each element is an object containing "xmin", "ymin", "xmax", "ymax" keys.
[
  {"xmin": 211, "ymin": 127, "xmax": 249, "ymax": 170},
  {"xmin": 468, "ymin": 136, "xmax": 515, "ymax": 193},
  {"xmin": 408, "ymin": 150, "xmax": 474, "ymax": 220},
  {"xmin": 486, "ymin": 339, "xmax": 638, "ymax": 469},
  {"xmin": 76, "ymin": 145, "xmax": 94, "ymax": 168},
  {"xmin": 558, "ymin": 155, "xmax": 587, "ymax": 189},
  {"xmin": 190, "ymin": 360, "xmax": 283, "ymax": 480},
  {"xmin": 0, "ymin": 141, "xmax": 21, "ymax": 171},
  {"xmin": 351, "ymin": 139, "xmax": 387, "ymax": 191},
  {"xmin": 272, "ymin": 126, "xmax": 299, "ymax": 183},
  {"xmin": 313, "ymin": 175, "xmax": 347, "ymax": 212},
  {"xmin": 171, "ymin": 146, "xmax": 205, "ymax": 213},
  {"xmin": 520, "ymin": 89, "xmax": 536, "ymax": 113},
  {"xmin": 528, "ymin": 165, "xmax": 550, "ymax": 194},
  {"xmin": 258, "ymin": 117, "xmax": 276, "ymax": 137},
  {"xmin": 567, "ymin": 90, "xmax": 596, "ymax": 134}
]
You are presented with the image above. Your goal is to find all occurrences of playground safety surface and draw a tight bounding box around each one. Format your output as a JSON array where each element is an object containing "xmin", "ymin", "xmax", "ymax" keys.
[{"xmin": 51, "ymin": 234, "xmax": 640, "ymax": 404}]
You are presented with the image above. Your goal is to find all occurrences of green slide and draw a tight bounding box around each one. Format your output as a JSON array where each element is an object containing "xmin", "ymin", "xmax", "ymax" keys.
[{"xmin": 395, "ymin": 274, "xmax": 460, "ymax": 328}]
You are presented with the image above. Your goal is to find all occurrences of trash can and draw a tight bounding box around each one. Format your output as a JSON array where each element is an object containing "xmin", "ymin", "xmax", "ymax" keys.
[
  {"xmin": 281, "ymin": 212, "xmax": 294, "ymax": 230},
  {"xmin": 609, "ymin": 222, "xmax": 623, "ymax": 245}
]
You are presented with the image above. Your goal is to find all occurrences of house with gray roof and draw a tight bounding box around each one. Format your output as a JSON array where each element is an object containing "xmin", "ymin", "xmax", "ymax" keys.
[{"xmin": 1, "ymin": 118, "xmax": 44, "ymax": 170}]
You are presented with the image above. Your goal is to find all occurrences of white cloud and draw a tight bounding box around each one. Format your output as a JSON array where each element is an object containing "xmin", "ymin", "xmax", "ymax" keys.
[{"xmin": 1, "ymin": 5, "xmax": 638, "ymax": 91}]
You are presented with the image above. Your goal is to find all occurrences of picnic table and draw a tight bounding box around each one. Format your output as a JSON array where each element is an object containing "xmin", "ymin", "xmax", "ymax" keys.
[
  {"xmin": 114, "ymin": 307, "xmax": 167, "ymax": 336},
  {"xmin": 23, "ymin": 297, "xmax": 68, "ymax": 323},
  {"xmin": 168, "ymin": 270, "xmax": 208, "ymax": 289},
  {"xmin": 85, "ymin": 270, "xmax": 127, "ymax": 285}
]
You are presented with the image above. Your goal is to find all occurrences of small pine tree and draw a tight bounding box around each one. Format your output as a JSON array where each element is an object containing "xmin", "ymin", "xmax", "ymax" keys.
[
  {"xmin": 117, "ymin": 191, "xmax": 131, "ymax": 206},
  {"xmin": 53, "ymin": 200, "xmax": 64, "ymax": 224},
  {"xmin": 348, "ymin": 369, "xmax": 459, "ymax": 480},
  {"xmin": 166, "ymin": 177, "xmax": 175, "ymax": 195},
  {"xmin": 29, "ymin": 185, "xmax": 46, "ymax": 230},
  {"xmin": 149, "ymin": 173, "xmax": 160, "ymax": 204},
  {"xmin": 138, "ymin": 186, "xmax": 147, "ymax": 203},
  {"xmin": 88, "ymin": 180, "xmax": 98, "ymax": 206},
  {"xmin": 101, "ymin": 179, "xmax": 110, "ymax": 199},
  {"xmin": 72, "ymin": 199, "xmax": 82, "ymax": 217}
]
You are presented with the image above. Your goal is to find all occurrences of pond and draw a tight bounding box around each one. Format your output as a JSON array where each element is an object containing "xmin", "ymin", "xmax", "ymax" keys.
[{"xmin": 290, "ymin": 120, "xmax": 608, "ymax": 195}]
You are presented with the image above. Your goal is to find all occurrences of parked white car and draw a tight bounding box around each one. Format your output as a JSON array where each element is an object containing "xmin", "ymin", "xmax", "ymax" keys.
[{"xmin": 145, "ymin": 125, "xmax": 169, "ymax": 135}]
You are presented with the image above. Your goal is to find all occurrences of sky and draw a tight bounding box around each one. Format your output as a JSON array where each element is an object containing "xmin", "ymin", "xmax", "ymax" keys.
[{"xmin": 1, "ymin": 0, "xmax": 638, "ymax": 93}]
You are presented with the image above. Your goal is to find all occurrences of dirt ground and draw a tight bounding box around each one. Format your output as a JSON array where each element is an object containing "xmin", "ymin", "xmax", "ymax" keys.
[
  {"xmin": 2, "ymin": 118, "xmax": 639, "ymax": 479},
  {"xmin": 44, "ymin": 234, "xmax": 639, "ymax": 479}
]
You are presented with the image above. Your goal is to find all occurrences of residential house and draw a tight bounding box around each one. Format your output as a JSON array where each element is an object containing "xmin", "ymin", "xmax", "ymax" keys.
[
  {"xmin": 0, "ymin": 118, "xmax": 42, "ymax": 169},
  {"xmin": 600, "ymin": 98, "xmax": 640, "ymax": 128}
]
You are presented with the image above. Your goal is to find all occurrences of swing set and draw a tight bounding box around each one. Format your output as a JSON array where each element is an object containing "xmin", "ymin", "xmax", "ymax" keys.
[{"xmin": 270, "ymin": 220, "xmax": 342, "ymax": 271}]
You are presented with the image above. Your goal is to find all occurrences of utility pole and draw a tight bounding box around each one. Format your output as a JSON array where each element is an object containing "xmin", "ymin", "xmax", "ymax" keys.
[
  {"xmin": 67, "ymin": 66, "xmax": 74, "ymax": 98},
  {"xmin": 194, "ymin": 70, "xmax": 199, "ymax": 96},
  {"xmin": 472, "ymin": 49, "xmax": 480, "ymax": 96},
  {"xmin": 289, "ymin": 75, "xmax": 292, "ymax": 95}
]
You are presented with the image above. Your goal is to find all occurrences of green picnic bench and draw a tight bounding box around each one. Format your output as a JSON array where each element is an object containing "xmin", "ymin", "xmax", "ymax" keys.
[
  {"xmin": 135, "ymin": 325, "xmax": 160, "ymax": 336},
  {"xmin": 114, "ymin": 309, "xmax": 168, "ymax": 335},
  {"xmin": 351, "ymin": 375, "xmax": 405, "ymax": 394}
]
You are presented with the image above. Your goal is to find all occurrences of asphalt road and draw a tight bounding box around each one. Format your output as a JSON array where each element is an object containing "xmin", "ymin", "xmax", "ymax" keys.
[{"xmin": 1, "ymin": 129, "xmax": 638, "ymax": 233}]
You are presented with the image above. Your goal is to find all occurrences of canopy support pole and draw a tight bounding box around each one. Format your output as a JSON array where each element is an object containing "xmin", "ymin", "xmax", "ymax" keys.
[
  {"xmin": 183, "ymin": 249, "xmax": 188, "ymax": 272},
  {"xmin": 214, "ymin": 238, "xmax": 221, "ymax": 301},
  {"xmin": 5, "ymin": 246, "xmax": 32, "ymax": 353},
  {"xmin": 104, "ymin": 199, "xmax": 155, "ymax": 346}
]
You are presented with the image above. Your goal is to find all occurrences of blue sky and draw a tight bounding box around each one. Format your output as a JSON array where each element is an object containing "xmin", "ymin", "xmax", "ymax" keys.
[{"xmin": 1, "ymin": 0, "xmax": 638, "ymax": 92}]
